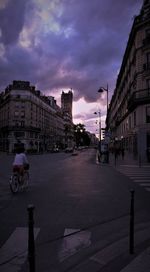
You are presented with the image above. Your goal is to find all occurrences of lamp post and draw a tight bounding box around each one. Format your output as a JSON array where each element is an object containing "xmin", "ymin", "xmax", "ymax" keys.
[
  {"xmin": 98, "ymin": 84, "xmax": 108, "ymax": 116},
  {"xmin": 94, "ymin": 111, "xmax": 101, "ymax": 155},
  {"xmin": 97, "ymin": 84, "xmax": 109, "ymax": 163}
]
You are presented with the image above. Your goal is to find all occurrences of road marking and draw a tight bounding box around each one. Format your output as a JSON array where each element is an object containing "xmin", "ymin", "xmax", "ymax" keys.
[
  {"xmin": 120, "ymin": 165, "xmax": 150, "ymax": 168},
  {"xmin": 134, "ymin": 180, "xmax": 150, "ymax": 182},
  {"xmin": 139, "ymin": 183, "xmax": 150, "ymax": 186},
  {"xmin": 0, "ymin": 227, "xmax": 40, "ymax": 272},
  {"xmin": 130, "ymin": 177, "xmax": 150, "ymax": 179},
  {"xmin": 59, "ymin": 228, "xmax": 91, "ymax": 262}
]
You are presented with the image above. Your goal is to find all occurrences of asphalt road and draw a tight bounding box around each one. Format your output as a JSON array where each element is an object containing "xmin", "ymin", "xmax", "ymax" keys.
[{"xmin": 0, "ymin": 148, "xmax": 150, "ymax": 271}]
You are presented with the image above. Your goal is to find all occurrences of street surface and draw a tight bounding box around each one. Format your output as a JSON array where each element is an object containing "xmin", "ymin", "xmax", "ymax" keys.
[{"xmin": 0, "ymin": 148, "xmax": 150, "ymax": 271}]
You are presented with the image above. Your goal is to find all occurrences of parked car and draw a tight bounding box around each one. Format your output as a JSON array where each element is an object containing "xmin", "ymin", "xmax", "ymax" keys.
[
  {"xmin": 52, "ymin": 147, "xmax": 59, "ymax": 153},
  {"xmin": 65, "ymin": 147, "xmax": 73, "ymax": 153}
]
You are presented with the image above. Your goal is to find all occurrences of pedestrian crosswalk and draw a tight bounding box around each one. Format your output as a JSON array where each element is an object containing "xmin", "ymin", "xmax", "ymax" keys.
[
  {"xmin": 116, "ymin": 165, "xmax": 150, "ymax": 192},
  {"xmin": 0, "ymin": 227, "xmax": 40, "ymax": 272},
  {"xmin": 1, "ymin": 220, "xmax": 150, "ymax": 272},
  {"xmin": 59, "ymin": 220, "xmax": 150, "ymax": 272}
]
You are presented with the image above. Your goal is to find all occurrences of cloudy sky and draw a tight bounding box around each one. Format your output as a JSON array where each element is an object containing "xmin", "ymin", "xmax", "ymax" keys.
[{"xmin": 0, "ymin": 0, "xmax": 143, "ymax": 134}]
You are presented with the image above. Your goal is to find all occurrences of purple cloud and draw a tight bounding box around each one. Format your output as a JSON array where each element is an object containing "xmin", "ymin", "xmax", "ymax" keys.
[{"xmin": 0, "ymin": 0, "xmax": 143, "ymax": 109}]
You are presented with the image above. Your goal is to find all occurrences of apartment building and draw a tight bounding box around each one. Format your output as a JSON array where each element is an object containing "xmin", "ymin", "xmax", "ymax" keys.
[
  {"xmin": 0, "ymin": 80, "xmax": 73, "ymax": 153},
  {"xmin": 107, "ymin": 0, "xmax": 150, "ymax": 162}
]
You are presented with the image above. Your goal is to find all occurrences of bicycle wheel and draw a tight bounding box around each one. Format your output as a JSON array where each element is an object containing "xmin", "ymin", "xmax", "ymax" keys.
[
  {"xmin": 9, "ymin": 174, "xmax": 19, "ymax": 193},
  {"xmin": 23, "ymin": 171, "xmax": 29, "ymax": 189}
]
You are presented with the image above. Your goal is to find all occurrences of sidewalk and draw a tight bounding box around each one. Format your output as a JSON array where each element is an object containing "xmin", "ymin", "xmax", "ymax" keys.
[
  {"xmin": 120, "ymin": 247, "xmax": 150, "ymax": 272},
  {"xmin": 109, "ymin": 152, "xmax": 150, "ymax": 167},
  {"xmin": 93, "ymin": 151, "xmax": 150, "ymax": 272},
  {"xmin": 109, "ymin": 152, "xmax": 150, "ymax": 271}
]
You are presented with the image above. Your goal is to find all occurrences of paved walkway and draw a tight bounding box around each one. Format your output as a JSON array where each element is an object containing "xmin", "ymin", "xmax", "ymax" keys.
[
  {"xmin": 110, "ymin": 152, "xmax": 150, "ymax": 272},
  {"xmin": 93, "ymin": 151, "xmax": 150, "ymax": 271},
  {"xmin": 109, "ymin": 152, "xmax": 150, "ymax": 167}
]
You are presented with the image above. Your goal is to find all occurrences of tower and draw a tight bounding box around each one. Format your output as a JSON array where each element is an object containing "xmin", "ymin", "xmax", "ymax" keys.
[{"xmin": 61, "ymin": 90, "xmax": 73, "ymax": 120}]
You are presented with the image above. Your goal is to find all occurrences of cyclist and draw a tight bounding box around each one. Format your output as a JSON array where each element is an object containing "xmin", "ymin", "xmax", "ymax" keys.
[{"xmin": 12, "ymin": 146, "xmax": 29, "ymax": 182}]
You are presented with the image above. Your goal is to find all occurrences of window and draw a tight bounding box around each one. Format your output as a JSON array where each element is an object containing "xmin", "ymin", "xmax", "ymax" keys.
[
  {"xmin": 146, "ymin": 52, "xmax": 150, "ymax": 63},
  {"xmin": 14, "ymin": 131, "xmax": 25, "ymax": 137},
  {"xmin": 14, "ymin": 111, "xmax": 19, "ymax": 117},
  {"xmin": 21, "ymin": 102, "xmax": 25, "ymax": 108},
  {"xmin": 21, "ymin": 111, "xmax": 25, "ymax": 117},
  {"xmin": 21, "ymin": 121, "xmax": 25, "ymax": 127},
  {"xmin": 129, "ymin": 116, "xmax": 131, "ymax": 129},
  {"xmin": 146, "ymin": 28, "xmax": 150, "ymax": 37},
  {"xmin": 146, "ymin": 106, "xmax": 150, "ymax": 123},
  {"xmin": 147, "ymin": 79, "xmax": 150, "ymax": 89},
  {"xmin": 133, "ymin": 111, "xmax": 136, "ymax": 126},
  {"xmin": 15, "ymin": 102, "xmax": 19, "ymax": 108}
]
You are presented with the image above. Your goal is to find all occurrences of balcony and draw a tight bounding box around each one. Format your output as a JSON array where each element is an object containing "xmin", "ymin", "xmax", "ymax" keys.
[
  {"xmin": 128, "ymin": 89, "xmax": 150, "ymax": 111},
  {"xmin": 1, "ymin": 125, "xmax": 41, "ymax": 132}
]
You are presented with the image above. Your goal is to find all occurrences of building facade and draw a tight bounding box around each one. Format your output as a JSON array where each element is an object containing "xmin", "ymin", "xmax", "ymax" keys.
[
  {"xmin": 107, "ymin": 0, "xmax": 150, "ymax": 163},
  {"xmin": 0, "ymin": 80, "xmax": 73, "ymax": 153}
]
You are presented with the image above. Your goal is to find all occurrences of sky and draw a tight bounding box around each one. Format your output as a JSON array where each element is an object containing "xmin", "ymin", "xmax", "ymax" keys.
[{"xmin": 0, "ymin": 0, "xmax": 143, "ymax": 135}]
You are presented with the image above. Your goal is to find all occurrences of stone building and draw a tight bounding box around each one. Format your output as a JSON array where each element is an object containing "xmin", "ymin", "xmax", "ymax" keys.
[
  {"xmin": 61, "ymin": 90, "xmax": 74, "ymax": 148},
  {"xmin": 107, "ymin": 0, "xmax": 150, "ymax": 163},
  {"xmin": 0, "ymin": 80, "xmax": 67, "ymax": 153}
]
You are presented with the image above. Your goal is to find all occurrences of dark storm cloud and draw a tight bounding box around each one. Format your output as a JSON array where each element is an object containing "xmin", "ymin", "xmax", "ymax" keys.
[
  {"xmin": 0, "ymin": 0, "xmax": 143, "ymax": 106},
  {"xmin": 0, "ymin": 0, "xmax": 29, "ymax": 45}
]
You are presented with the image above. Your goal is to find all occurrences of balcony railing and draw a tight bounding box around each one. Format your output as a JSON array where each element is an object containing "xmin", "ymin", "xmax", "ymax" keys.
[
  {"xmin": 128, "ymin": 89, "xmax": 150, "ymax": 111},
  {"xmin": 1, "ymin": 125, "xmax": 41, "ymax": 132}
]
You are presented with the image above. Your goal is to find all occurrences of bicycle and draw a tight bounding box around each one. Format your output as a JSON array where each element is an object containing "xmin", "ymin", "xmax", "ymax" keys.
[{"xmin": 9, "ymin": 165, "xmax": 29, "ymax": 193}]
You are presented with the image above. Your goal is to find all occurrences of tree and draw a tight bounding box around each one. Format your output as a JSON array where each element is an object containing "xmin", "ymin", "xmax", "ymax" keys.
[{"xmin": 74, "ymin": 123, "xmax": 90, "ymax": 147}]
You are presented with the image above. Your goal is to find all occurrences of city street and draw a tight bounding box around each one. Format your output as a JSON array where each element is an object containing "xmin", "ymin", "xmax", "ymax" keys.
[{"xmin": 0, "ymin": 148, "xmax": 150, "ymax": 271}]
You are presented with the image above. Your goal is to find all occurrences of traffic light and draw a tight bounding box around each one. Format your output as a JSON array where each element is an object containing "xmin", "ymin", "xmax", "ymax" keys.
[{"xmin": 101, "ymin": 128, "xmax": 106, "ymax": 138}]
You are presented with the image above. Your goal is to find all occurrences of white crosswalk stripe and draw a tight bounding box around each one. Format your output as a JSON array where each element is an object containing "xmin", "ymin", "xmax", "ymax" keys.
[
  {"xmin": 116, "ymin": 166, "xmax": 150, "ymax": 192},
  {"xmin": 0, "ymin": 227, "xmax": 40, "ymax": 272}
]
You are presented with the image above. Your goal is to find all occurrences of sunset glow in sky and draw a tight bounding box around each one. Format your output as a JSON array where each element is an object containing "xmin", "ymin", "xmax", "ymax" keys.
[{"xmin": 0, "ymin": 0, "xmax": 143, "ymax": 134}]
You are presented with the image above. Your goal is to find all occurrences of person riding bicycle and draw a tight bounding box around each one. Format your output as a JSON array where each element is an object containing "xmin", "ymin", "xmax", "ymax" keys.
[{"xmin": 12, "ymin": 146, "xmax": 29, "ymax": 182}]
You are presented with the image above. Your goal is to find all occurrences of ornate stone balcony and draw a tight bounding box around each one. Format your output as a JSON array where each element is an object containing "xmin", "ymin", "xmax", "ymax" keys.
[{"xmin": 128, "ymin": 88, "xmax": 150, "ymax": 111}]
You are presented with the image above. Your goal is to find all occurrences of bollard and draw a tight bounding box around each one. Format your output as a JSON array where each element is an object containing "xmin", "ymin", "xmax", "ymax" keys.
[
  {"xmin": 129, "ymin": 190, "xmax": 135, "ymax": 254},
  {"xmin": 27, "ymin": 204, "xmax": 35, "ymax": 272}
]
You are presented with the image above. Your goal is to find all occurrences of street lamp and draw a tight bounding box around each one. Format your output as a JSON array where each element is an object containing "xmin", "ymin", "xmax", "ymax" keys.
[
  {"xmin": 98, "ymin": 84, "xmax": 109, "ymax": 116},
  {"xmin": 97, "ymin": 84, "xmax": 109, "ymax": 163},
  {"xmin": 94, "ymin": 111, "xmax": 101, "ymax": 153}
]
